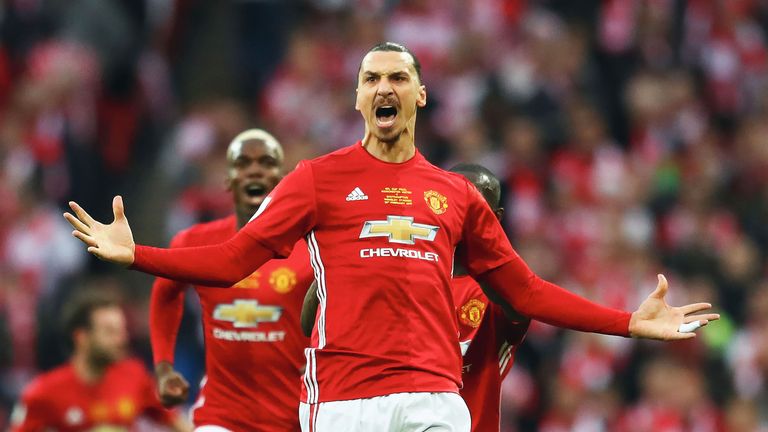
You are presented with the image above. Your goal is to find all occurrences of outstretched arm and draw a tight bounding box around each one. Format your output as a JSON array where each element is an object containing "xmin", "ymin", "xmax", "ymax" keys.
[
  {"xmin": 65, "ymin": 163, "xmax": 317, "ymax": 286},
  {"xmin": 301, "ymin": 281, "xmax": 319, "ymax": 337},
  {"xmin": 478, "ymin": 259, "xmax": 718, "ymax": 340},
  {"xmin": 64, "ymin": 196, "xmax": 274, "ymax": 286},
  {"xmin": 461, "ymin": 181, "xmax": 717, "ymax": 340}
]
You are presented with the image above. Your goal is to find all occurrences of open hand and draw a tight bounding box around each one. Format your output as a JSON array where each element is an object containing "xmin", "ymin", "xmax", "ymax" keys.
[
  {"xmin": 629, "ymin": 274, "xmax": 720, "ymax": 340},
  {"xmin": 63, "ymin": 196, "xmax": 135, "ymax": 266}
]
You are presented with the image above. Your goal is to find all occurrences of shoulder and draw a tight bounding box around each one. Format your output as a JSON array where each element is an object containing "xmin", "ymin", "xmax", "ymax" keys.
[
  {"xmin": 306, "ymin": 144, "xmax": 359, "ymax": 167},
  {"xmin": 297, "ymin": 143, "xmax": 364, "ymax": 176},
  {"xmin": 171, "ymin": 215, "xmax": 236, "ymax": 247},
  {"xmin": 22, "ymin": 365, "xmax": 73, "ymax": 399},
  {"xmin": 451, "ymin": 276, "xmax": 486, "ymax": 304},
  {"xmin": 112, "ymin": 358, "xmax": 150, "ymax": 375}
]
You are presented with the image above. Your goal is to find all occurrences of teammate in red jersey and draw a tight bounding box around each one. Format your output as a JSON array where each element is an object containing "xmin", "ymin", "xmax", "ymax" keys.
[
  {"xmin": 150, "ymin": 129, "xmax": 313, "ymax": 431},
  {"xmin": 449, "ymin": 163, "xmax": 530, "ymax": 432},
  {"xmin": 299, "ymin": 163, "xmax": 530, "ymax": 432},
  {"xmin": 65, "ymin": 42, "xmax": 719, "ymax": 431},
  {"xmin": 10, "ymin": 291, "xmax": 190, "ymax": 432}
]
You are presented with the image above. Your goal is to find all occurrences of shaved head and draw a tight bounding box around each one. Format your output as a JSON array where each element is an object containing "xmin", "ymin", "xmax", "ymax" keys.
[{"xmin": 449, "ymin": 163, "xmax": 501, "ymax": 210}]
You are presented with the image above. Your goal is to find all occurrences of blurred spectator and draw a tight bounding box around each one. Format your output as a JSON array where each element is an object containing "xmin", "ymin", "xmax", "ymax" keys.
[{"xmin": 4, "ymin": 0, "xmax": 768, "ymax": 430}]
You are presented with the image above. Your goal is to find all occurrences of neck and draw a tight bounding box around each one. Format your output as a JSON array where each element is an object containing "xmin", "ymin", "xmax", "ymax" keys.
[
  {"xmin": 71, "ymin": 351, "xmax": 106, "ymax": 384},
  {"xmin": 236, "ymin": 211, "xmax": 250, "ymax": 230},
  {"xmin": 361, "ymin": 121, "xmax": 417, "ymax": 163}
]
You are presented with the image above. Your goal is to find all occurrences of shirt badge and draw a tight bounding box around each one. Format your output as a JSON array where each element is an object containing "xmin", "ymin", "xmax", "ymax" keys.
[
  {"xmin": 424, "ymin": 190, "xmax": 448, "ymax": 215},
  {"xmin": 269, "ymin": 267, "xmax": 297, "ymax": 293},
  {"xmin": 459, "ymin": 298, "xmax": 486, "ymax": 328}
]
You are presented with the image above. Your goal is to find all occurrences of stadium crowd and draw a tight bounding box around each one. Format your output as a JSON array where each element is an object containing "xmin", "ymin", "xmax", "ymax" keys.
[{"xmin": 1, "ymin": 0, "xmax": 768, "ymax": 430}]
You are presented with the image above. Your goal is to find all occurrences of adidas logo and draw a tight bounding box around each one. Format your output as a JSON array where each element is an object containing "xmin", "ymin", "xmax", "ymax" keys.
[{"xmin": 346, "ymin": 187, "xmax": 368, "ymax": 201}]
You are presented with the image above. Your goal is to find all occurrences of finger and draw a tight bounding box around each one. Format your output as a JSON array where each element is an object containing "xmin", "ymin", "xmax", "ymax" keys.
[
  {"xmin": 650, "ymin": 274, "xmax": 668, "ymax": 300},
  {"xmin": 678, "ymin": 321, "xmax": 703, "ymax": 333},
  {"xmin": 68, "ymin": 201, "xmax": 97, "ymax": 226},
  {"xmin": 684, "ymin": 313, "xmax": 720, "ymax": 323},
  {"xmin": 64, "ymin": 212, "xmax": 92, "ymax": 234},
  {"xmin": 73, "ymin": 231, "xmax": 98, "ymax": 248},
  {"xmin": 669, "ymin": 331, "xmax": 697, "ymax": 340},
  {"xmin": 678, "ymin": 302, "xmax": 712, "ymax": 315},
  {"xmin": 113, "ymin": 195, "xmax": 125, "ymax": 221}
]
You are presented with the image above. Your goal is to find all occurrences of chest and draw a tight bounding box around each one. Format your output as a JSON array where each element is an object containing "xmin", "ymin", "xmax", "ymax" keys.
[
  {"xmin": 53, "ymin": 381, "xmax": 144, "ymax": 429},
  {"xmin": 315, "ymin": 175, "xmax": 465, "ymax": 247}
]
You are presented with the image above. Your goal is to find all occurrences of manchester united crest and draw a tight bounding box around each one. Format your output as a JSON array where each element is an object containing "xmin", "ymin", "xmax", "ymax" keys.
[
  {"xmin": 269, "ymin": 267, "xmax": 297, "ymax": 294},
  {"xmin": 459, "ymin": 298, "xmax": 486, "ymax": 328},
  {"xmin": 424, "ymin": 190, "xmax": 448, "ymax": 215}
]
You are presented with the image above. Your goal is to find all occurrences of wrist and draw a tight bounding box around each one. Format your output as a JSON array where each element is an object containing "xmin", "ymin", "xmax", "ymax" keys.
[{"xmin": 155, "ymin": 361, "xmax": 175, "ymax": 376}]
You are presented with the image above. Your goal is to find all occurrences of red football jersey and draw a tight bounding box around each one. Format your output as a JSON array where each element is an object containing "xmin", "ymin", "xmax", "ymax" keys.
[
  {"xmin": 242, "ymin": 142, "xmax": 516, "ymax": 403},
  {"xmin": 453, "ymin": 276, "xmax": 530, "ymax": 432},
  {"xmin": 150, "ymin": 215, "xmax": 313, "ymax": 431},
  {"xmin": 10, "ymin": 358, "xmax": 176, "ymax": 431}
]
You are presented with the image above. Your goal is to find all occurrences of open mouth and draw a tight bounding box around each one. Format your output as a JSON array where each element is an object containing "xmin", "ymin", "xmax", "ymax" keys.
[
  {"xmin": 244, "ymin": 184, "xmax": 266, "ymax": 199},
  {"xmin": 375, "ymin": 105, "xmax": 398, "ymax": 128}
]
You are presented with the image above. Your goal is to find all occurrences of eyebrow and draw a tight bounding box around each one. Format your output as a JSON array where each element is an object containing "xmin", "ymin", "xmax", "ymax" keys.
[{"xmin": 361, "ymin": 70, "xmax": 411, "ymax": 79}]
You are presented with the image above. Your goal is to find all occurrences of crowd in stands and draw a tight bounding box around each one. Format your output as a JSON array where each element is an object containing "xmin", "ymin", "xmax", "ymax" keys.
[{"xmin": 1, "ymin": 0, "xmax": 768, "ymax": 430}]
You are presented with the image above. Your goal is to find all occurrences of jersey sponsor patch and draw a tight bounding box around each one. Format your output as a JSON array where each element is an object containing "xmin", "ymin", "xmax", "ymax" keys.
[
  {"xmin": 213, "ymin": 300, "xmax": 282, "ymax": 328},
  {"xmin": 424, "ymin": 190, "xmax": 448, "ymax": 214},
  {"xmin": 459, "ymin": 298, "xmax": 486, "ymax": 328},
  {"xmin": 359, "ymin": 215, "xmax": 438, "ymax": 245},
  {"xmin": 359, "ymin": 247, "xmax": 439, "ymax": 262}
]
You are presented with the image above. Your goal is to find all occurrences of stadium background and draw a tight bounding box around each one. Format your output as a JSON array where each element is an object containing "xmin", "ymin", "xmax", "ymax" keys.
[{"xmin": 1, "ymin": 0, "xmax": 767, "ymax": 430}]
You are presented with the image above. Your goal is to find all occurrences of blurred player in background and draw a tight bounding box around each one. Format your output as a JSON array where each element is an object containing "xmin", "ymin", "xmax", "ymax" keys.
[
  {"xmin": 150, "ymin": 129, "xmax": 313, "ymax": 431},
  {"xmin": 449, "ymin": 163, "xmax": 530, "ymax": 432},
  {"xmin": 65, "ymin": 42, "xmax": 718, "ymax": 431},
  {"xmin": 10, "ymin": 291, "xmax": 190, "ymax": 432},
  {"xmin": 299, "ymin": 163, "xmax": 530, "ymax": 432}
]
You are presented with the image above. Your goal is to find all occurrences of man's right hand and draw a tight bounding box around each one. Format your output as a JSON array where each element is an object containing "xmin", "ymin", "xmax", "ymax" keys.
[
  {"xmin": 64, "ymin": 196, "xmax": 135, "ymax": 266},
  {"xmin": 155, "ymin": 362, "xmax": 190, "ymax": 407}
]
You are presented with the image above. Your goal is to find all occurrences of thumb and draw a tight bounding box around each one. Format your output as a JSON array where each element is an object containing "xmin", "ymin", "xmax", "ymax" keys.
[
  {"xmin": 650, "ymin": 274, "xmax": 668, "ymax": 300},
  {"xmin": 113, "ymin": 195, "xmax": 125, "ymax": 221}
]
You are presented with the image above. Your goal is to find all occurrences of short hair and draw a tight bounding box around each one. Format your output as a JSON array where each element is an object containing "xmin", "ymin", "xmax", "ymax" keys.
[
  {"xmin": 226, "ymin": 128, "xmax": 284, "ymax": 164},
  {"xmin": 360, "ymin": 42, "xmax": 423, "ymax": 84},
  {"xmin": 449, "ymin": 163, "xmax": 501, "ymax": 209},
  {"xmin": 61, "ymin": 291, "xmax": 121, "ymax": 342}
]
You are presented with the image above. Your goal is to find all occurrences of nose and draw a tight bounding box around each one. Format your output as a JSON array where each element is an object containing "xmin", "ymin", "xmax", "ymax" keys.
[
  {"xmin": 376, "ymin": 77, "xmax": 394, "ymax": 98},
  {"xmin": 243, "ymin": 160, "xmax": 266, "ymax": 178}
]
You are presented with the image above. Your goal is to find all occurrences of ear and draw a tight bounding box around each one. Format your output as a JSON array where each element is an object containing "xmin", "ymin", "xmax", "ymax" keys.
[
  {"xmin": 72, "ymin": 328, "xmax": 88, "ymax": 348},
  {"xmin": 354, "ymin": 87, "xmax": 361, "ymax": 112},
  {"xmin": 416, "ymin": 85, "xmax": 427, "ymax": 108},
  {"xmin": 494, "ymin": 207, "xmax": 505, "ymax": 222}
]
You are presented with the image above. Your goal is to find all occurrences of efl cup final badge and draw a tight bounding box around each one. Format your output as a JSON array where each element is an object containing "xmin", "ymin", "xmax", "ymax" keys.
[{"xmin": 424, "ymin": 190, "xmax": 448, "ymax": 215}]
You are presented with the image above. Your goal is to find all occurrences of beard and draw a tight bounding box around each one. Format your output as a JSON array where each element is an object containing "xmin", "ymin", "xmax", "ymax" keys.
[{"xmin": 87, "ymin": 345, "xmax": 122, "ymax": 370}]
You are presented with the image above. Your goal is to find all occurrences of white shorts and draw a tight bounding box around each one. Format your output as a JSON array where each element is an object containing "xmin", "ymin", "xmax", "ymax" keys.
[
  {"xmin": 299, "ymin": 392, "xmax": 470, "ymax": 432},
  {"xmin": 194, "ymin": 427, "xmax": 232, "ymax": 432}
]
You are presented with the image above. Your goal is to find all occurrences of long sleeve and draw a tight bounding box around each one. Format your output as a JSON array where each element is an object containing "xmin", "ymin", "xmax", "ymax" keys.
[
  {"xmin": 132, "ymin": 231, "xmax": 275, "ymax": 287},
  {"xmin": 149, "ymin": 275, "xmax": 186, "ymax": 365},
  {"xmin": 478, "ymin": 259, "xmax": 630, "ymax": 336},
  {"xmin": 460, "ymin": 180, "xmax": 630, "ymax": 337},
  {"xmin": 132, "ymin": 161, "xmax": 317, "ymax": 286}
]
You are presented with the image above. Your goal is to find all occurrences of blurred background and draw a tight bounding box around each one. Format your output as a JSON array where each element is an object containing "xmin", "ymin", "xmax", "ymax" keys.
[{"xmin": 1, "ymin": 0, "xmax": 768, "ymax": 430}]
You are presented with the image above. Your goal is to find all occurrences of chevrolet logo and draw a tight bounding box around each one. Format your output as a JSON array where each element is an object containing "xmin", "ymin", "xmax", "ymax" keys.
[
  {"xmin": 213, "ymin": 300, "xmax": 282, "ymax": 328},
  {"xmin": 359, "ymin": 215, "xmax": 439, "ymax": 245}
]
